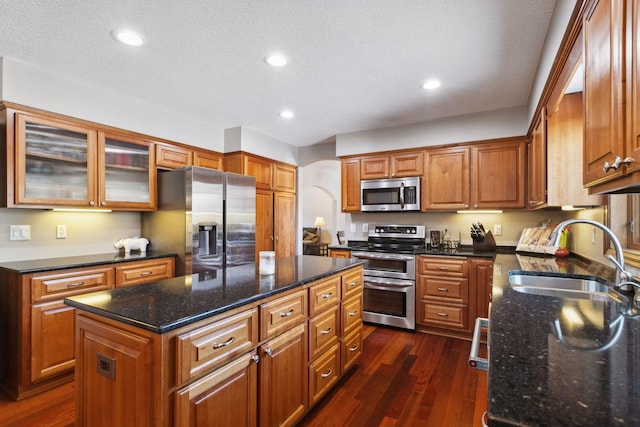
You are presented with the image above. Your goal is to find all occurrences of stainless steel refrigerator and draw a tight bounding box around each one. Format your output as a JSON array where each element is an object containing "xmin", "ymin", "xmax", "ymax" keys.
[{"xmin": 142, "ymin": 166, "xmax": 256, "ymax": 276}]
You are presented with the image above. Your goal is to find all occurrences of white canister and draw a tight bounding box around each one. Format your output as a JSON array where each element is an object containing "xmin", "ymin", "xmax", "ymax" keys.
[{"xmin": 259, "ymin": 251, "xmax": 276, "ymax": 275}]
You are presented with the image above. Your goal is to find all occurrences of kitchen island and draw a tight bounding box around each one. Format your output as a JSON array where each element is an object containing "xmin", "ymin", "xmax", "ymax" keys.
[
  {"xmin": 487, "ymin": 253, "xmax": 640, "ymax": 426},
  {"xmin": 64, "ymin": 255, "xmax": 364, "ymax": 427}
]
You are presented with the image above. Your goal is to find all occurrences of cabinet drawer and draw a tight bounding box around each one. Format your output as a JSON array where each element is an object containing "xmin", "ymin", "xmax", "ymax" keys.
[
  {"xmin": 309, "ymin": 276, "xmax": 340, "ymax": 316},
  {"xmin": 341, "ymin": 325, "xmax": 363, "ymax": 374},
  {"xmin": 421, "ymin": 302, "xmax": 468, "ymax": 329},
  {"xmin": 176, "ymin": 309, "xmax": 259, "ymax": 385},
  {"xmin": 115, "ymin": 258, "xmax": 175, "ymax": 287},
  {"xmin": 341, "ymin": 267, "xmax": 363, "ymax": 300},
  {"xmin": 308, "ymin": 343, "xmax": 340, "ymax": 406},
  {"xmin": 418, "ymin": 256, "xmax": 468, "ymax": 277},
  {"xmin": 418, "ymin": 276, "xmax": 468, "ymax": 303},
  {"xmin": 31, "ymin": 266, "xmax": 114, "ymax": 302},
  {"xmin": 341, "ymin": 295, "xmax": 363, "ymax": 336},
  {"xmin": 260, "ymin": 290, "xmax": 307, "ymax": 340},
  {"xmin": 309, "ymin": 307, "xmax": 339, "ymax": 360}
]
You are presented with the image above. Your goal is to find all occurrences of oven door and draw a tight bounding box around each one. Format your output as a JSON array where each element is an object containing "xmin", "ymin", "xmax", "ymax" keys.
[
  {"xmin": 351, "ymin": 251, "xmax": 416, "ymax": 281},
  {"xmin": 363, "ymin": 276, "xmax": 415, "ymax": 330}
]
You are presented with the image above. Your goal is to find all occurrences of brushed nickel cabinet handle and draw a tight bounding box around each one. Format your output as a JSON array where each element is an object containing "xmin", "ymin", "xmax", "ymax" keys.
[
  {"xmin": 280, "ymin": 309, "xmax": 295, "ymax": 317},
  {"xmin": 349, "ymin": 310, "xmax": 358, "ymax": 317},
  {"xmin": 264, "ymin": 347, "xmax": 273, "ymax": 356},
  {"xmin": 320, "ymin": 327, "xmax": 332, "ymax": 335},
  {"xmin": 212, "ymin": 336, "xmax": 235, "ymax": 349},
  {"xmin": 437, "ymin": 287, "xmax": 449, "ymax": 292},
  {"xmin": 349, "ymin": 281, "xmax": 359, "ymax": 287},
  {"xmin": 349, "ymin": 345, "xmax": 359, "ymax": 352},
  {"xmin": 321, "ymin": 292, "xmax": 333, "ymax": 299},
  {"xmin": 437, "ymin": 312, "xmax": 449, "ymax": 317},
  {"xmin": 139, "ymin": 271, "xmax": 152, "ymax": 276},
  {"xmin": 251, "ymin": 355, "xmax": 260, "ymax": 364},
  {"xmin": 320, "ymin": 369, "xmax": 333, "ymax": 378},
  {"xmin": 66, "ymin": 281, "xmax": 85, "ymax": 288},
  {"xmin": 437, "ymin": 266, "xmax": 450, "ymax": 270}
]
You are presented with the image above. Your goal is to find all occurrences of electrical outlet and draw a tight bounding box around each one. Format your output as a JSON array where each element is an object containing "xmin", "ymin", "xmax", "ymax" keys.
[
  {"xmin": 350, "ymin": 223, "xmax": 356, "ymax": 233},
  {"xmin": 592, "ymin": 228, "xmax": 597, "ymax": 245},
  {"xmin": 56, "ymin": 224, "xmax": 67, "ymax": 239},
  {"xmin": 9, "ymin": 225, "xmax": 30, "ymax": 241},
  {"xmin": 494, "ymin": 224, "xmax": 502, "ymax": 236},
  {"xmin": 362, "ymin": 223, "xmax": 368, "ymax": 232}
]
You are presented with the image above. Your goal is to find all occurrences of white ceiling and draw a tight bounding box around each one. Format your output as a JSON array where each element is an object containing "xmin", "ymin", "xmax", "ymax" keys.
[{"xmin": 0, "ymin": 0, "xmax": 557, "ymax": 147}]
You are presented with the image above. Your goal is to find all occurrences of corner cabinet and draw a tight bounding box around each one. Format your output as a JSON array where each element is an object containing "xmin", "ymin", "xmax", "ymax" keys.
[
  {"xmin": 0, "ymin": 257, "xmax": 175, "ymax": 400},
  {"xmin": 3, "ymin": 106, "xmax": 156, "ymax": 210},
  {"xmin": 72, "ymin": 264, "xmax": 364, "ymax": 427},
  {"xmin": 582, "ymin": 0, "xmax": 640, "ymax": 193}
]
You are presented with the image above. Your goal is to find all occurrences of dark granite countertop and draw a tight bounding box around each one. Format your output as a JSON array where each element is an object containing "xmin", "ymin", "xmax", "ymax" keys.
[
  {"xmin": 328, "ymin": 241, "xmax": 513, "ymax": 258},
  {"xmin": 65, "ymin": 255, "xmax": 363, "ymax": 334},
  {"xmin": 488, "ymin": 253, "xmax": 640, "ymax": 426},
  {"xmin": 0, "ymin": 251, "xmax": 177, "ymax": 274}
]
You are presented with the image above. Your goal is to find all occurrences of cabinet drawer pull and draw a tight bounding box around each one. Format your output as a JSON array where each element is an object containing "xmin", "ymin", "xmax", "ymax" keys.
[
  {"xmin": 437, "ymin": 266, "xmax": 450, "ymax": 271},
  {"xmin": 139, "ymin": 271, "xmax": 152, "ymax": 276},
  {"xmin": 349, "ymin": 344, "xmax": 359, "ymax": 352},
  {"xmin": 436, "ymin": 287, "xmax": 449, "ymax": 292},
  {"xmin": 280, "ymin": 309, "xmax": 295, "ymax": 318},
  {"xmin": 320, "ymin": 327, "xmax": 332, "ymax": 335},
  {"xmin": 320, "ymin": 368, "xmax": 333, "ymax": 378},
  {"xmin": 349, "ymin": 281, "xmax": 359, "ymax": 287},
  {"xmin": 251, "ymin": 355, "xmax": 260, "ymax": 364},
  {"xmin": 349, "ymin": 310, "xmax": 358, "ymax": 317},
  {"xmin": 321, "ymin": 292, "xmax": 333, "ymax": 299},
  {"xmin": 437, "ymin": 312, "xmax": 449, "ymax": 317},
  {"xmin": 264, "ymin": 347, "xmax": 273, "ymax": 356},
  {"xmin": 66, "ymin": 281, "xmax": 86, "ymax": 288},
  {"xmin": 212, "ymin": 336, "xmax": 235, "ymax": 349}
]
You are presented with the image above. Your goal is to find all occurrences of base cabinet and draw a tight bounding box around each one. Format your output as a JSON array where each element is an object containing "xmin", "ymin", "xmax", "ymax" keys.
[
  {"xmin": 73, "ymin": 265, "xmax": 364, "ymax": 427},
  {"xmin": 175, "ymin": 351, "xmax": 258, "ymax": 427}
]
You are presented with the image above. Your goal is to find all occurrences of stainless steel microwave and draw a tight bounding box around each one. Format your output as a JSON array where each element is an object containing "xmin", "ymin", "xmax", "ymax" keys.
[{"xmin": 361, "ymin": 177, "xmax": 421, "ymax": 212}]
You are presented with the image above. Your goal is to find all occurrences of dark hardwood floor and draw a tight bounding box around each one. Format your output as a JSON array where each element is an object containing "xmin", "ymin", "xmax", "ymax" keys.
[{"xmin": 0, "ymin": 325, "xmax": 487, "ymax": 427}]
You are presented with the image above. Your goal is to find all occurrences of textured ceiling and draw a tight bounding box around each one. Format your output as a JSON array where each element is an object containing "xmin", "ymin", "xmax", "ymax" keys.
[{"xmin": 0, "ymin": 0, "xmax": 557, "ymax": 147}]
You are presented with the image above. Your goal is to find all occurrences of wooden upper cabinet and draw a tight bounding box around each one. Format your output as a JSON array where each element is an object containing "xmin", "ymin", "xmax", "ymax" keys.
[
  {"xmin": 471, "ymin": 139, "xmax": 527, "ymax": 209},
  {"xmin": 391, "ymin": 151, "xmax": 424, "ymax": 177},
  {"xmin": 225, "ymin": 152, "xmax": 295, "ymax": 192},
  {"xmin": 12, "ymin": 111, "xmax": 156, "ymax": 210},
  {"xmin": 155, "ymin": 142, "xmax": 192, "ymax": 169},
  {"xmin": 341, "ymin": 158, "xmax": 361, "ymax": 212},
  {"xmin": 360, "ymin": 155, "xmax": 389, "ymax": 179},
  {"xmin": 580, "ymin": 0, "xmax": 640, "ymax": 193},
  {"xmin": 192, "ymin": 149, "xmax": 223, "ymax": 170},
  {"xmin": 273, "ymin": 163, "xmax": 296, "ymax": 193},
  {"xmin": 528, "ymin": 109, "xmax": 547, "ymax": 209},
  {"xmin": 423, "ymin": 146, "xmax": 470, "ymax": 210},
  {"xmin": 360, "ymin": 151, "xmax": 423, "ymax": 179}
]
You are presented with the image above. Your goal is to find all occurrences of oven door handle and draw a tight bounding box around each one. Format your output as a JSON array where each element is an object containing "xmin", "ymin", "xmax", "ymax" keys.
[
  {"xmin": 351, "ymin": 252, "xmax": 415, "ymax": 261},
  {"xmin": 364, "ymin": 277, "xmax": 414, "ymax": 290}
]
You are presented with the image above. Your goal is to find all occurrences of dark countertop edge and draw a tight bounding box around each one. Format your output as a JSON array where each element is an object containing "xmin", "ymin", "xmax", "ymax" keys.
[
  {"xmin": 65, "ymin": 259, "xmax": 365, "ymax": 334},
  {"xmin": 0, "ymin": 251, "xmax": 178, "ymax": 274},
  {"xmin": 327, "ymin": 243, "xmax": 516, "ymax": 258}
]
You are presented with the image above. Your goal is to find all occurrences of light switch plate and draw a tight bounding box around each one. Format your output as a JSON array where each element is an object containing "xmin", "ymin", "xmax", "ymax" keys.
[
  {"xmin": 494, "ymin": 224, "xmax": 502, "ymax": 236},
  {"xmin": 56, "ymin": 224, "xmax": 67, "ymax": 239},
  {"xmin": 10, "ymin": 225, "xmax": 30, "ymax": 241}
]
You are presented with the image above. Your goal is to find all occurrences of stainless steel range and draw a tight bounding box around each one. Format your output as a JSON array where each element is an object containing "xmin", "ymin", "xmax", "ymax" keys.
[{"xmin": 351, "ymin": 224, "xmax": 426, "ymax": 330}]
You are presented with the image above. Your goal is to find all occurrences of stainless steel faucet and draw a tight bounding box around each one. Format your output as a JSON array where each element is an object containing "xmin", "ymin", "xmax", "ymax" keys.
[{"xmin": 548, "ymin": 219, "xmax": 633, "ymax": 289}]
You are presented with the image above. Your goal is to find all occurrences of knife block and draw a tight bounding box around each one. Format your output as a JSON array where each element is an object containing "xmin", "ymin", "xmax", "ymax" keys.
[{"xmin": 472, "ymin": 231, "xmax": 497, "ymax": 251}]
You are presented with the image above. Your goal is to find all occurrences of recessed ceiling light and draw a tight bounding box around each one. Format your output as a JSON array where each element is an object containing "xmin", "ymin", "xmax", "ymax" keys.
[
  {"xmin": 421, "ymin": 79, "xmax": 441, "ymax": 90},
  {"xmin": 111, "ymin": 29, "xmax": 146, "ymax": 47},
  {"xmin": 265, "ymin": 53, "xmax": 288, "ymax": 67},
  {"xmin": 279, "ymin": 110, "xmax": 294, "ymax": 119}
]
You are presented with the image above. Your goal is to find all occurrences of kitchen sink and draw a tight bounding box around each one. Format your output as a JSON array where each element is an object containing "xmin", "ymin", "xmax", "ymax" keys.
[{"xmin": 509, "ymin": 272, "xmax": 627, "ymax": 303}]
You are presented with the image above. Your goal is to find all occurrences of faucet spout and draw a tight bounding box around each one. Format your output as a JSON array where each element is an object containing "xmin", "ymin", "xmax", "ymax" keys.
[{"xmin": 548, "ymin": 219, "xmax": 632, "ymax": 289}]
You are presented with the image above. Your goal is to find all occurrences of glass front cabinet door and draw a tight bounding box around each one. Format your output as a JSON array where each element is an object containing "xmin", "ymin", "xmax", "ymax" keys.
[{"xmin": 15, "ymin": 113, "xmax": 156, "ymax": 210}]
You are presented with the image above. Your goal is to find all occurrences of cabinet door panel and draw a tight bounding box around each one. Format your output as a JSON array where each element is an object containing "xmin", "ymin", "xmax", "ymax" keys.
[
  {"xmin": 174, "ymin": 351, "xmax": 258, "ymax": 427},
  {"xmin": 273, "ymin": 163, "xmax": 296, "ymax": 192},
  {"xmin": 260, "ymin": 323, "xmax": 308, "ymax": 427},
  {"xmin": 15, "ymin": 113, "xmax": 97, "ymax": 207},
  {"xmin": 31, "ymin": 301, "xmax": 75, "ymax": 382},
  {"xmin": 423, "ymin": 146, "xmax": 470, "ymax": 210},
  {"xmin": 471, "ymin": 141, "xmax": 526, "ymax": 209},
  {"xmin": 274, "ymin": 192, "xmax": 296, "ymax": 257},
  {"xmin": 255, "ymin": 190, "xmax": 274, "ymax": 257},
  {"xmin": 341, "ymin": 158, "xmax": 361, "ymax": 212},
  {"xmin": 583, "ymin": 0, "xmax": 626, "ymax": 186},
  {"xmin": 391, "ymin": 151, "xmax": 424, "ymax": 177},
  {"xmin": 156, "ymin": 143, "xmax": 192, "ymax": 169},
  {"xmin": 99, "ymin": 132, "xmax": 156, "ymax": 210},
  {"xmin": 360, "ymin": 156, "xmax": 389, "ymax": 179}
]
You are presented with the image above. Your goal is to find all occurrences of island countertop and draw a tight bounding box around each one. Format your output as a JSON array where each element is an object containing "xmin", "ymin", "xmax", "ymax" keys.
[
  {"xmin": 488, "ymin": 253, "xmax": 640, "ymax": 426},
  {"xmin": 64, "ymin": 255, "xmax": 363, "ymax": 334}
]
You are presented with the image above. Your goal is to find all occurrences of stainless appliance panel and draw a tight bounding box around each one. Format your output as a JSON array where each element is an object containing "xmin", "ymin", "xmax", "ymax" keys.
[
  {"xmin": 224, "ymin": 172, "xmax": 256, "ymax": 267},
  {"xmin": 362, "ymin": 276, "xmax": 416, "ymax": 330},
  {"xmin": 351, "ymin": 251, "xmax": 416, "ymax": 281}
]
